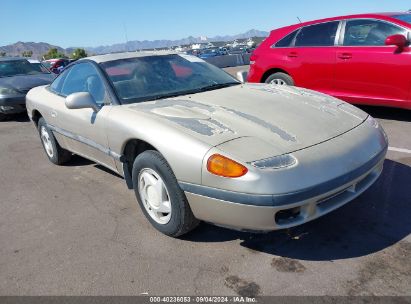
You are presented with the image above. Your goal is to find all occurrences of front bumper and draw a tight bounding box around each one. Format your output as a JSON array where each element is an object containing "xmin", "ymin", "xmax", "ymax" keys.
[
  {"xmin": 0, "ymin": 95, "xmax": 26, "ymax": 114},
  {"xmin": 181, "ymin": 115, "xmax": 388, "ymax": 232},
  {"xmin": 182, "ymin": 150, "xmax": 385, "ymax": 231}
]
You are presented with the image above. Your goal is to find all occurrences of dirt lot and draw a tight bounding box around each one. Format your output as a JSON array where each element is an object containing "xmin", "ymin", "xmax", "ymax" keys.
[{"xmin": 0, "ymin": 68, "xmax": 410, "ymax": 296}]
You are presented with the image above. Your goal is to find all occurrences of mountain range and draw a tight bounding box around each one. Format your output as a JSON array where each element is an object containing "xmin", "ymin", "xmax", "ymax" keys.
[{"xmin": 0, "ymin": 29, "xmax": 269, "ymax": 59}]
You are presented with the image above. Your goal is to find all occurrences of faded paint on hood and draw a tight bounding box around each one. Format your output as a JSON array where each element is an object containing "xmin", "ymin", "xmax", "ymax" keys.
[{"xmin": 127, "ymin": 83, "xmax": 368, "ymax": 158}]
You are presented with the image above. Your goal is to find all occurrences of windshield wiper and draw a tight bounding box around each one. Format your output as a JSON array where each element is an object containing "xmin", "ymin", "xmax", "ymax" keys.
[
  {"xmin": 143, "ymin": 89, "xmax": 200, "ymax": 102},
  {"xmin": 135, "ymin": 82, "xmax": 241, "ymax": 103},
  {"xmin": 195, "ymin": 82, "xmax": 240, "ymax": 93}
]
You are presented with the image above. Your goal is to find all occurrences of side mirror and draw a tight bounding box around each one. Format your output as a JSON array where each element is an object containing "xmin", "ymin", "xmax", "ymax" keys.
[
  {"xmin": 385, "ymin": 34, "xmax": 408, "ymax": 48},
  {"xmin": 236, "ymin": 70, "xmax": 249, "ymax": 83},
  {"xmin": 65, "ymin": 92, "xmax": 99, "ymax": 112}
]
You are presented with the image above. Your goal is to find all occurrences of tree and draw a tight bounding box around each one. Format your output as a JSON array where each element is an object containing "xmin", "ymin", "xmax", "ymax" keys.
[
  {"xmin": 0, "ymin": 52, "xmax": 6, "ymax": 57},
  {"xmin": 71, "ymin": 48, "xmax": 88, "ymax": 60},
  {"xmin": 43, "ymin": 48, "xmax": 66, "ymax": 60},
  {"xmin": 21, "ymin": 50, "xmax": 33, "ymax": 57}
]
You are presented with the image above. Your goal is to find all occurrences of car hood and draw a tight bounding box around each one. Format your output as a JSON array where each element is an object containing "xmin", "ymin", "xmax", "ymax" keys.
[
  {"xmin": 127, "ymin": 83, "xmax": 368, "ymax": 160},
  {"xmin": 0, "ymin": 73, "xmax": 54, "ymax": 93}
]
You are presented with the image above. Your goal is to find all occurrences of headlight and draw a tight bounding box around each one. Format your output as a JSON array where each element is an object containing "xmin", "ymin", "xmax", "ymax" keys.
[
  {"xmin": 251, "ymin": 154, "xmax": 298, "ymax": 169},
  {"xmin": 366, "ymin": 115, "xmax": 388, "ymax": 143},
  {"xmin": 338, "ymin": 103, "xmax": 368, "ymax": 120},
  {"xmin": 0, "ymin": 106, "xmax": 15, "ymax": 111},
  {"xmin": 0, "ymin": 87, "xmax": 19, "ymax": 95},
  {"xmin": 366, "ymin": 115, "xmax": 379, "ymax": 128}
]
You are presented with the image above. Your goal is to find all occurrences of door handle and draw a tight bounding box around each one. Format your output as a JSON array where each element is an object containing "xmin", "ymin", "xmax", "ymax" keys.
[
  {"xmin": 51, "ymin": 110, "xmax": 57, "ymax": 118},
  {"xmin": 287, "ymin": 52, "xmax": 298, "ymax": 58},
  {"xmin": 338, "ymin": 53, "xmax": 352, "ymax": 60}
]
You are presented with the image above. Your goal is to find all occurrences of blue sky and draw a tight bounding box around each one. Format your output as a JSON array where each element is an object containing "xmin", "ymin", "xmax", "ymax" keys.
[{"xmin": 1, "ymin": 0, "xmax": 409, "ymax": 48}]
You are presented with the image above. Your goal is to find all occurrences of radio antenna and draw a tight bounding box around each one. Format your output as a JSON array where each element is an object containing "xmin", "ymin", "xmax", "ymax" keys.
[
  {"xmin": 123, "ymin": 22, "xmax": 129, "ymax": 52},
  {"xmin": 297, "ymin": 17, "xmax": 302, "ymax": 23}
]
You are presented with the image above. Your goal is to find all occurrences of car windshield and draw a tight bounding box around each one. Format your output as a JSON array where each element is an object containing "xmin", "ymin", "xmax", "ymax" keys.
[
  {"xmin": 392, "ymin": 14, "xmax": 411, "ymax": 24},
  {"xmin": 100, "ymin": 54, "xmax": 240, "ymax": 104},
  {"xmin": 231, "ymin": 46, "xmax": 246, "ymax": 51},
  {"xmin": 202, "ymin": 48, "xmax": 218, "ymax": 54},
  {"xmin": 31, "ymin": 62, "xmax": 49, "ymax": 73},
  {"xmin": 0, "ymin": 60, "xmax": 49, "ymax": 77},
  {"xmin": 42, "ymin": 61, "xmax": 52, "ymax": 69}
]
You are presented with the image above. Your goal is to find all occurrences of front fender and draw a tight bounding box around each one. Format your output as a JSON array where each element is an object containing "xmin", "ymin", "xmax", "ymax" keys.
[{"xmin": 106, "ymin": 106, "xmax": 213, "ymax": 185}]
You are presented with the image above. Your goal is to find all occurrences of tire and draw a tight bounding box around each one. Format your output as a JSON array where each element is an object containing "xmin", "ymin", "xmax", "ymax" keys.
[
  {"xmin": 37, "ymin": 117, "xmax": 72, "ymax": 165},
  {"xmin": 132, "ymin": 150, "xmax": 199, "ymax": 237},
  {"xmin": 0, "ymin": 112, "xmax": 7, "ymax": 122},
  {"xmin": 265, "ymin": 72, "xmax": 294, "ymax": 86}
]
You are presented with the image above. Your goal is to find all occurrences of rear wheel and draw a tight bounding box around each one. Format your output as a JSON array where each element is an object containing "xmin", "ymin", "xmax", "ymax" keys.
[
  {"xmin": 38, "ymin": 117, "xmax": 72, "ymax": 165},
  {"xmin": 265, "ymin": 72, "xmax": 294, "ymax": 86},
  {"xmin": 132, "ymin": 151, "xmax": 199, "ymax": 237}
]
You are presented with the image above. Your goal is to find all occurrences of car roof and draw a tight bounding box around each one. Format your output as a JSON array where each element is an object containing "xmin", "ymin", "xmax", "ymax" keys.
[
  {"xmin": 325, "ymin": 12, "xmax": 409, "ymax": 20},
  {"xmin": 82, "ymin": 51, "xmax": 179, "ymax": 64},
  {"xmin": 281, "ymin": 12, "xmax": 411, "ymax": 30},
  {"xmin": 0, "ymin": 57, "xmax": 28, "ymax": 62}
]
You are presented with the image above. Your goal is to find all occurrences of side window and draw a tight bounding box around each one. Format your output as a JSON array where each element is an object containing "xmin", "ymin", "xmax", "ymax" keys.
[
  {"xmin": 49, "ymin": 70, "xmax": 68, "ymax": 94},
  {"xmin": 343, "ymin": 19, "xmax": 407, "ymax": 46},
  {"xmin": 295, "ymin": 21, "xmax": 339, "ymax": 47},
  {"xmin": 60, "ymin": 62, "xmax": 107, "ymax": 105},
  {"xmin": 275, "ymin": 30, "xmax": 298, "ymax": 47}
]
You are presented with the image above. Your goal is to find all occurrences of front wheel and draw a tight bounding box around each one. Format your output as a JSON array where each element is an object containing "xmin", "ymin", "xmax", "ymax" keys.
[
  {"xmin": 132, "ymin": 151, "xmax": 199, "ymax": 237},
  {"xmin": 265, "ymin": 72, "xmax": 294, "ymax": 86},
  {"xmin": 37, "ymin": 118, "xmax": 72, "ymax": 165}
]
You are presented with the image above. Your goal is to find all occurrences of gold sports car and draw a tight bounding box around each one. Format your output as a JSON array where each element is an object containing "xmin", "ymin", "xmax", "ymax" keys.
[{"xmin": 26, "ymin": 52, "xmax": 388, "ymax": 237}]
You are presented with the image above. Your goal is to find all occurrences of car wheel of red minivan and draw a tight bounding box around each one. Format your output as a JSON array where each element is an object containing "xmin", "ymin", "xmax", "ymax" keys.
[{"xmin": 265, "ymin": 72, "xmax": 294, "ymax": 86}]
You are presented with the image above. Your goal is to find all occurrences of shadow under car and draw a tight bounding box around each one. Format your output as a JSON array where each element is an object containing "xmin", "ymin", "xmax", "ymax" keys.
[{"xmin": 182, "ymin": 159, "xmax": 411, "ymax": 261}]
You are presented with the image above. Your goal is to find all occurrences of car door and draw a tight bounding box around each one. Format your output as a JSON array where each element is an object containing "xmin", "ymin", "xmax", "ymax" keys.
[
  {"xmin": 334, "ymin": 18, "xmax": 411, "ymax": 107},
  {"xmin": 283, "ymin": 21, "xmax": 340, "ymax": 94},
  {"xmin": 45, "ymin": 61, "xmax": 117, "ymax": 171}
]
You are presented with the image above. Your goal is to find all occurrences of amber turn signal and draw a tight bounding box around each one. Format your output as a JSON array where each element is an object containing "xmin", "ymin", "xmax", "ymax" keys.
[{"xmin": 207, "ymin": 154, "xmax": 248, "ymax": 178}]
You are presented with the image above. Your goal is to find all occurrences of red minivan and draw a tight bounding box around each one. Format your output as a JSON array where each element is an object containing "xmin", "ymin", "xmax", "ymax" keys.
[{"xmin": 248, "ymin": 12, "xmax": 411, "ymax": 110}]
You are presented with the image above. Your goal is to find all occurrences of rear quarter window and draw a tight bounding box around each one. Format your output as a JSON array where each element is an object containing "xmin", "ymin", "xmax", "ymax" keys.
[{"xmin": 274, "ymin": 30, "xmax": 299, "ymax": 47}]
